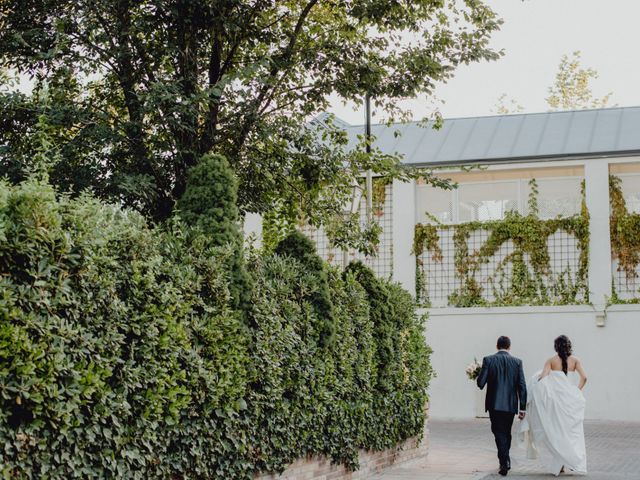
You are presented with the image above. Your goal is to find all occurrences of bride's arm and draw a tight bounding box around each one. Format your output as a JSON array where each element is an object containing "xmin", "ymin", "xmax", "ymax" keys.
[
  {"xmin": 539, "ymin": 359, "xmax": 552, "ymax": 380},
  {"xmin": 575, "ymin": 358, "xmax": 588, "ymax": 390}
]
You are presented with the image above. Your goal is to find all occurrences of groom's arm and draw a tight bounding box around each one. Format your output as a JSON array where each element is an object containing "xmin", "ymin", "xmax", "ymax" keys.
[
  {"xmin": 517, "ymin": 359, "xmax": 527, "ymax": 411},
  {"xmin": 476, "ymin": 357, "xmax": 489, "ymax": 390}
]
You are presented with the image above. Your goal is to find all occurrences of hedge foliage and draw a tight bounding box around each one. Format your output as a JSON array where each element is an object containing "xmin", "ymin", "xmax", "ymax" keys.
[
  {"xmin": 274, "ymin": 231, "xmax": 335, "ymax": 346},
  {"xmin": 0, "ymin": 180, "xmax": 432, "ymax": 478},
  {"xmin": 176, "ymin": 154, "xmax": 253, "ymax": 313}
]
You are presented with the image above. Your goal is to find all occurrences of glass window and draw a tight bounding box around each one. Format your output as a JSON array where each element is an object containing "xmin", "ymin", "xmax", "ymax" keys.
[
  {"xmin": 416, "ymin": 185, "xmax": 454, "ymax": 224},
  {"xmin": 524, "ymin": 178, "xmax": 583, "ymax": 219},
  {"xmin": 620, "ymin": 174, "xmax": 640, "ymax": 213},
  {"xmin": 416, "ymin": 174, "xmax": 584, "ymax": 224},
  {"xmin": 458, "ymin": 181, "xmax": 519, "ymax": 222}
]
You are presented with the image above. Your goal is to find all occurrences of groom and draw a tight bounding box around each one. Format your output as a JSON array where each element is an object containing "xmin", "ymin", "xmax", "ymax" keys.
[{"xmin": 477, "ymin": 336, "xmax": 527, "ymax": 477}]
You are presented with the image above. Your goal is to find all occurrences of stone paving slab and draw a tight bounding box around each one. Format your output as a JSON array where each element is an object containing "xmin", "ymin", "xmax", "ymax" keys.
[
  {"xmin": 374, "ymin": 419, "xmax": 640, "ymax": 480},
  {"xmin": 482, "ymin": 474, "xmax": 633, "ymax": 480},
  {"xmin": 482, "ymin": 475, "xmax": 630, "ymax": 480}
]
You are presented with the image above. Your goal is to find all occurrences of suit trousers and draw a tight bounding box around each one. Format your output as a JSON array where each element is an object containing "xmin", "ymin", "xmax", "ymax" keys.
[{"xmin": 489, "ymin": 410, "xmax": 515, "ymax": 468}]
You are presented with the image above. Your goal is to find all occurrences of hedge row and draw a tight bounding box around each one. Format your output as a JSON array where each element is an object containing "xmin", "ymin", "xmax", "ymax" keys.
[{"xmin": 0, "ymin": 181, "xmax": 432, "ymax": 479}]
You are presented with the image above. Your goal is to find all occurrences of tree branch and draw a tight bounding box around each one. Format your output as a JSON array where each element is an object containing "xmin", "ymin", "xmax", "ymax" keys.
[
  {"xmin": 232, "ymin": 0, "xmax": 320, "ymax": 156},
  {"xmin": 200, "ymin": 32, "xmax": 222, "ymax": 153},
  {"xmin": 112, "ymin": 0, "xmax": 155, "ymax": 189}
]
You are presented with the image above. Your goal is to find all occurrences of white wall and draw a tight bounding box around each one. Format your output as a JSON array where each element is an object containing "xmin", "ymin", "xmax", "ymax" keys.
[
  {"xmin": 584, "ymin": 160, "xmax": 612, "ymax": 309},
  {"xmin": 392, "ymin": 179, "xmax": 416, "ymax": 294},
  {"xmin": 243, "ymin": 212, "xmax": 263, "ymax": 248},
  {"xmin": 423, "ymin": 305, "xmax": 640, "ymax": 421}
]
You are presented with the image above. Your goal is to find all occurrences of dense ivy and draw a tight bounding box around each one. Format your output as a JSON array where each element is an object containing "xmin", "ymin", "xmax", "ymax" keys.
[
  {"xmin": 0, "ymin": 180, "xmax": 432, "ymax": 478},
  {"xmin": 247, "ymin": 256, "xmax": 372, "ymax": 472},
  {"xmin": 344, "ymin": 262, "xmax": 432, "ymax": 451},
  {"xmin": 0, "ymin": 180, "xmax": 250, "ymax": 478}
]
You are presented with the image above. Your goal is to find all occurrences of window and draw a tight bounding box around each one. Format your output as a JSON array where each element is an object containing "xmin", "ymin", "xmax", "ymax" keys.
[
  {"xmin": 416, "ymin": 174, "xmax": 583, "ymax": 224},
  {"xmin": 619, "ymin": 174, "xmax": 640, "ymax": 213},
  {"xmin": 458, "ymin": 181, "xmax": 519, "ymax": 222},
  {"xmin": 524, "ymin": 177, "xmax": 583, "ymax": 219},
  {"xmin": 416, "ymin": 184, "xmax": 454, "ymax": 224}
]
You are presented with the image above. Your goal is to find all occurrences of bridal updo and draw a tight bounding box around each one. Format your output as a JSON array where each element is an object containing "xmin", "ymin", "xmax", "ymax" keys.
[{"xmin": 554, "ymin": 335, "xmax": 573, "ymax": 375}]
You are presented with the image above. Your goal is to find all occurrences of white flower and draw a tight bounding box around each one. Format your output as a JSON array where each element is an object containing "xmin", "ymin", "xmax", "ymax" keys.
[{"xmin": 465, "ymin": 358, "xmax": 482, "ymax": 380}]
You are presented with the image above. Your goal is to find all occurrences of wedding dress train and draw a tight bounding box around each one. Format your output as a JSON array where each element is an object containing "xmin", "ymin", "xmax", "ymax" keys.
[{"xmin": 519, "ymin": 371, "xmax": 587, "ymax": 476}]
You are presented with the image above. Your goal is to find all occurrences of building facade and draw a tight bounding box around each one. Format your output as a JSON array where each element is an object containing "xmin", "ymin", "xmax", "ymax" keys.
[{"xmin": 246, "ymin": 106, "xmax": 640, "ymax": 421}]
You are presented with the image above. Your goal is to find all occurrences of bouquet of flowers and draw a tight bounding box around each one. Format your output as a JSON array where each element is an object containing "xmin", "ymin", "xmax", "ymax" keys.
[{"xmin": 465, "ymin": 358, "xmax": 482, "ymax": 380}]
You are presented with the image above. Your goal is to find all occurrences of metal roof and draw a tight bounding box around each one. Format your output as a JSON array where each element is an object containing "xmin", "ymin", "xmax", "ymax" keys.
[{"xmin": 335, "ymin": 106, "xmax": 640, "ymax": 166}]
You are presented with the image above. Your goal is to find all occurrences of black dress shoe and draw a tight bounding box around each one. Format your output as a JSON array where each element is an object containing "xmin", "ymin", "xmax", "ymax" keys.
[{"xmin": 499, "ymin": 466, "xmax": 508, "ymax": 476}]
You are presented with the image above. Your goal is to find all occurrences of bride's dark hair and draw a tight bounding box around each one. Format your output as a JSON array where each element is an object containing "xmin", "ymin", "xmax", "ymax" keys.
[{"xmin": 554, "ymin": 335, "xmax": 573, "ymax": 375}]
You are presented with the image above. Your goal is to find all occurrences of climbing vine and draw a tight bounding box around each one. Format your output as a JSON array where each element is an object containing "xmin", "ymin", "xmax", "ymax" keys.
[
  {"xmin": 608, "ymin": 174, "xmax": 640, "ymax": 303},
  {"xmin": 413, "ymin": 223, "xmax": 442, "ymax": 307},
  {"xmin": 414, "ymin": 179, "xmax": 590, "ymax": 307},
  {"xmin": 609, "ymin": 175, "xmax": 640, "ymax": 279},
  {"xmin": 412, "ymin": 223, "xmax": 442, "ymax": 261},
  {"xmin": 372, "ymin": 176, "xmax": 392, "ymax": 215}
]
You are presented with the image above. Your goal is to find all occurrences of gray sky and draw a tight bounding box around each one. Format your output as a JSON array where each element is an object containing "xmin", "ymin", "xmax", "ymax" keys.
[{"xmin": 329, "ymin": 0, "xmax": 640, "ymax": 125}]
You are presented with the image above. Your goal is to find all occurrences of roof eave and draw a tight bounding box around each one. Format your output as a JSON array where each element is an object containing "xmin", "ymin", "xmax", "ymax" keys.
[{"xmin": 403, "ymin": 149, "xmax": 640, "ymax": 169}]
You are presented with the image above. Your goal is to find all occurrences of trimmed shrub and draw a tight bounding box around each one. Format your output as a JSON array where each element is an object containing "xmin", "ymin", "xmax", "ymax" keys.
[
  {"xmin": 0, "ymin": 180, "xmax": 432, "ymax": 478},
  {"xmin": 246, "ymin": 253, "xmax": 432, "ymax": 472},
  {"xmin": 274, "ymin": 231, "xmax": 335, "ymax": 346},
  {"xmin": 0, "ymin": 180, "xmax": 249, "ymax": 478},
  {"xmin": 344, "ymin": 261, "xmax": 433, "ymax": 450},
  {"xmin": 176, "ymin": 153, "xmax": 252, "ymax": 312},
  {"xmin": 246, "ymin": 254, "xmax": 374, "ymax": 472}
]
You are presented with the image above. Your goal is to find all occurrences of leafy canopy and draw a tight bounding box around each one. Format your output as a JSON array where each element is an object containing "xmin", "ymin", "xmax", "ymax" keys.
[
  {"xmin": 494, "ymin": 51, "xmax": 612, "ymax": 114},
  {"xmin": 0, "ymin": 0, "xmax": 502, "ymax": 241},
  {"xmin": 546, "ymin": 51, "xmax": 612, "ymax": 111}
]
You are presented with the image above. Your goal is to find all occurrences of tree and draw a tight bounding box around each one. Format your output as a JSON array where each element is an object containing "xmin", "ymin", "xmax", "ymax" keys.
[
  {"xmin": 0, "ymin": 0, "xmax": 502, "ymax": 241},
  {"xmin": 492, "ymin": 93, "xmax": 524, "ymax": 115},
  {"xmin": 546, "ymin": 51, "xmax": 612, "ymax": 110},
  {"xmin": 492, "ymin": 51, "xmax": 612, "ymax": 114}
]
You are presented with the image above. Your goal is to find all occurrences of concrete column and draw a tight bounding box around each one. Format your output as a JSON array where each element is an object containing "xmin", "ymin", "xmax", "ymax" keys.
[
  {"xmin": 243, "ymin": 212, "xmax": 263, "ymax": 249},
  {"xmin": 584, "ymin": 159, "xmax": 611, "ymax": 309},
  {"xmin": 392, "ymin": 179, "xmax": 416, "ymax": 296}
]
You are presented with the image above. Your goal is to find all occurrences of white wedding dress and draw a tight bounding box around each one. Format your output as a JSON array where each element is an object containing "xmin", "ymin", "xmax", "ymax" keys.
[{"xmin": 519, "ymin": 370, "xmax": 587, "ymax": 476}]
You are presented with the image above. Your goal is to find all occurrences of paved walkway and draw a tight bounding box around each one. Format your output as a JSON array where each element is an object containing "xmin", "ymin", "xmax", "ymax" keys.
[{"xmin": 374, "ymin": 419, "xmax": 640, "ymax": 480}]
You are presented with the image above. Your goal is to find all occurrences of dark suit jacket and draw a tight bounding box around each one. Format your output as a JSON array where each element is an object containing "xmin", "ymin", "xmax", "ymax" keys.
[{"xmin": 476, "ymin": 351, "xmax": 527, "ymax": 414}]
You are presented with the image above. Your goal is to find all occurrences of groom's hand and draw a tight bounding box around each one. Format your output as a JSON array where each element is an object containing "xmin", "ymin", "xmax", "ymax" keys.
[{"xmin": 518, "ymin": 411, "xmax": 526, "ymax": 420}]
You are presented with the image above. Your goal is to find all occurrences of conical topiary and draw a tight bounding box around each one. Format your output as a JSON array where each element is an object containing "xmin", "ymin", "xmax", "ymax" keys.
[
  {"xmin": 177, "ymin": 154, "xmax": 252, "ymax": 312},
  {"xmin": 275, "ymin": 231, "xmax": 335, "ymax": 346}
]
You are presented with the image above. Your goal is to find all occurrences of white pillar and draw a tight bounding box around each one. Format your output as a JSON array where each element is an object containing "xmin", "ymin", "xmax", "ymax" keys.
[
  {"xmin": 243, "ymin": 212, "xmax": 263, "ymax": 249},
  {"xmin": 392, "ymin": 179, "xmax": 416, "ymax": 296},
  {"xmin": 584, "ymin": 159, "xmax": 611, "ymax": 309}
]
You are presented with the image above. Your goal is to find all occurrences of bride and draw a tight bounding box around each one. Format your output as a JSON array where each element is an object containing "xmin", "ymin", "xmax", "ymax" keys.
[{"xmin": 520, "ymin": 335, "xmax": 588, "ymax": 476}]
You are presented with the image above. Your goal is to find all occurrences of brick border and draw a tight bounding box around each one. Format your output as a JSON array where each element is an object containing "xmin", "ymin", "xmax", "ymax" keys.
[{"xmin": 255, "ymin": 420, "xmax": 429, "ymax": 480}]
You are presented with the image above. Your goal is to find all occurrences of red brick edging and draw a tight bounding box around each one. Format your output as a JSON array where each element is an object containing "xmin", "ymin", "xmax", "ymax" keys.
[{"xmin": 255, "ymin": 420, "xmax": 429, "ymax": 480}]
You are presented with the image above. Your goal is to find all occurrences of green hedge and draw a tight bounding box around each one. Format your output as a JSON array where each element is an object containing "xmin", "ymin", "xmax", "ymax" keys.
[
  {"xmin": 0, "ymin": 180, "xmax": 249, "ymax": 478},
  {"xmin": 0, "ymin": 181, "xmax": 432, "ymax": 478},
  {"xmin": 176, "ymin": 154, "xmax": 253, "ymax": 313}
]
